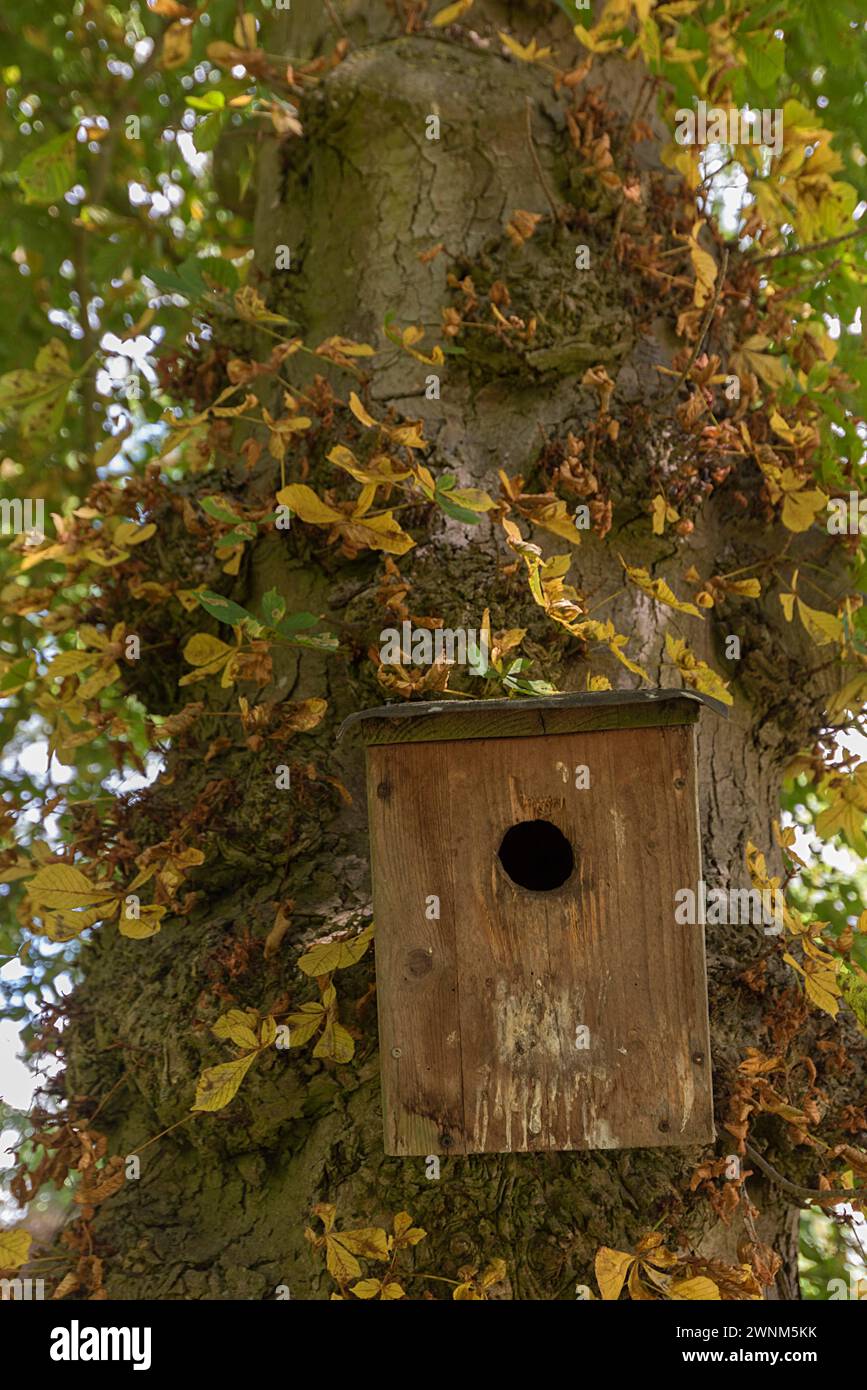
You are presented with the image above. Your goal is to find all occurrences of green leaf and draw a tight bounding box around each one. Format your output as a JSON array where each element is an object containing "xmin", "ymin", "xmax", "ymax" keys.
[
  {"xmin": 186, "ymin": 91, "xmax": 226, "ymax": 112},
  {"xmin": 434, "ymin": 487, "xmax": 484, "ymax": 524},
  {"xmin": 276, "ymin": 611, "xmax": 320, "ymax": 634},
  {"xmin": 195, "ymin": 590, "xmax": 253, "ymax": 626},
  {"xmin": 200, "ymin": 496, "xmax": 243, "ymax": 524},
  {"xmin": 16, "ymin": 130, "xmax": 77, "ymax": 204},
  {"xmin": 261, "ymin": 589, "xmax": 286, "ymax": 626},
  {"xmin": 194, "ymin": 111, "xmax": 224, "ymax": 154},
  {"xmin": 740, "ymin": 33, "xmax": 785, "ymax": 92}
]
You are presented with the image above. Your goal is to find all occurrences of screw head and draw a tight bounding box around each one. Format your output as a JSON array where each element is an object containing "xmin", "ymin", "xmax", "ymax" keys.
[{"xmin": 391, "ymin": 1047, "xmax": 402, "ymax": 1059}]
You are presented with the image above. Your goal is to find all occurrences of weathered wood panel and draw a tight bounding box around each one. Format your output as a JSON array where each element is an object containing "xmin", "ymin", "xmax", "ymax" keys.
[
  {"xmin": 368, "ymin": 723, "xmax": 714, "ymax": 1155},
  {"xmin": 358, "ymin": 698, "xmax": 700, "ymax": 747},
  {"xmin": 366, "ymin": 742, "xmax": 466, "ymax": 1154}
]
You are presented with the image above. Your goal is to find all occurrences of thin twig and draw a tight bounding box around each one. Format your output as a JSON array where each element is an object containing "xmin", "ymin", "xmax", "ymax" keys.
[
  {"xmin": 744, "ymin": 1142, "xmax": 861, "ymax": 1208},
  {"xmin": 525, "ymin": 98, "xmax": 563, "ymax": 228},
  {"xmin": 751, "ymin": 225, "xmax": 867, "ymax": 267},
  {"xmin": 662, "ymin": 246, "xmax": 729, "ymax": 404},
  {"xmin": 323, "ymin": 0, "xmax": 346, "ymax": 35}
]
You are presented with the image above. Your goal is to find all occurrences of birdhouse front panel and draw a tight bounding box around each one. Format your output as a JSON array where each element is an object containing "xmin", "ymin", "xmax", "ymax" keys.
[{"xmin": 355, "ymin": 693, "xmax": 717, "ymax": 1156}]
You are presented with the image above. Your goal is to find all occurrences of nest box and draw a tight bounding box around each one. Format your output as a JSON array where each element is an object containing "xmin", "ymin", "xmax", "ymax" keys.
[{"xmin": 340, "ymin": 689, "xmax": 725, "ymax": 1157}]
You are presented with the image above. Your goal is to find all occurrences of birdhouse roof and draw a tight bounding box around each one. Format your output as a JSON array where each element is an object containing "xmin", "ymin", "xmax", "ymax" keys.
[{"xmin": 337, "ymin": 687, "xmax": 728, "ymax": 746}]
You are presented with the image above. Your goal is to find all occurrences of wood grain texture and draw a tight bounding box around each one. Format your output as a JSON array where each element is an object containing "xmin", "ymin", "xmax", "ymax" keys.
[
  {"xmin": 359, "ymin": 698, "xmax": 700, "ymax": 747},
  {"xmin": 368, "ymin": 723, "xmax": 714, "ymax": 1155}
]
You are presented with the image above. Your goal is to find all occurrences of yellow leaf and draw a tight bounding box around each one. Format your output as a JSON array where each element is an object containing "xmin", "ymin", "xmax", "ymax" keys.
[
  {"xmin": 650, "ymin": 494, "xmax": 678, "ymax": 534},
  {"xmin": 0, "ymin": 1228, "xmax": 32, "ymax": 1270},
  {"xmin": 393, "ymin": 1211, "xmax": 427, "ymax": 1245},
  {"xmin": 782, "ymin": 489, "xmax": 828, "ymax": 533},
  {"xmin": 783, "ymin": 953, "xmax": 841, "ymax": 1018},
  {"xmin": 118, "ymin": 904, "xmax": 165, "ymax": 939},
  {"xmin": 233, "ymin": 13, "xmax": 258, "ymax": 48},
  {"xmin": 342, "ymin": 510, "xmax": 415, "ymax": 556},
  {"xmin": 497, "ymin": 31, "xmax": 552, "ymax": 62},
  {"xmin": 796, "ymin": 599, "xmax": 842, "ymax": 646},
  {"xmin": 431, "ymin": 0, "xmax": 474, "ymax": 26},
  {"xmin": 480, "ymin": 1257, "xmax": 507, "ymax": 1288},
  {"xmin": 78, "ymin": 623, "xmax": 109, "ymax": 650},
  {"xmin": 350, "ymin": 1278, "xmax": 382, "ymax": 1299},
  {"xmin": 114, "ymin": 520, "xmax": 157, "ymax": 547},
  {"xmin": 318, "ymin": 336, "xmax": 376, "ymax": 358},
  {"xmin": 574, "ymin": 25, "xmax": 623, "ymax": 53},
  {"xmin": 664, "ymin": 633, "xmax": 733, "ymax": 706},
  {"xmin": 275, "ymin": 484, "xmax": 343, "ymax": 526},
  {"xmin": 521, "ymin": 497, "xmax": 583, "ymax": 542},
  {"xmin": 28, "ymin": 864, "xmax": 116, "ymax": 910},
  {"xmin": 78, "ymin": 663, "xmax": 120, "ymax": 701},
  {"xmin": 334, "ymin": 1227, "xmax": 390, "ymax": 1261},
  {"xmin": 298, "ymin": 927, "xmax": 374, "ymax": 976},
  {"xmin": 259, "ymin": 1016, "xmax": 277, "ymax": 1047},
  {"xmin": 723, "ymin": 577, "xmax": 761, "ymax": 598},
  {"xmin": 815, "ymin": 789, "xmax": 867, "ymax": 850},
  {"xmin": 621, "ymin": 558, "xmax": 702, "ymax": 617},
  {"xmin": 595, "ymin": 1246, "xmax": 635, "ymax": 1301},
  {"xmin": 325, "ymin": 1236, "xmax": 361, "ymax": 1284},
  {"xmin": 769, "ymin": 410, "xmax": 816, "ymax": 451},
  {"xmin": 388, "ymin": 421, "xmax": 427, "ymax": 451},
  {"xmin": 733, "ymin": 335, "xmax": 789, "ymax": 391},
  {"xmin": 45, "ymin": 650, "xmax": 95, "ymax": 679},
  {"xmin": 182, "ymin": 633, "xmax": 235, "ymax": 667},
  {"xmin": 347, "ymin": 391, "xmax": 378, "ymax": 429},
  {"xmin": 448, "ymin": 487, "xmax": 495, "ymax": 513},
  {"xmin": 579, "ymin": 620, "xmax": 651, "ymax": 681},
  {"xmin": 284, "ymin": 1004, "xmax": 325, "ymax": 1047},
  {"xmin": 212, "ymin": 1008, "xmax": 260, "ymax": 1051},
  {"xmin": 191, "ymin": 1052, "xmax": 258, "ymax": 1112},
  {"xmin": 327, "ymin": 445, "xmax": 411, "ymax": 486},
  {"xmin": 689, "ymin": 223, "xmax": 717, "ymax": 308},
  {"xmin": 669, "ymin": 1276, "xmax": 721, "ymax": 1300},
  {"xmin": 313, "ymin": 1018, "xmax": 356, "ymax": 1063}
]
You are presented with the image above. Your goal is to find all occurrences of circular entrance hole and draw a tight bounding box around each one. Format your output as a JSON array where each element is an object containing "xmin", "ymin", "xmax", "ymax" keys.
[{"xmin": 497, "ymin": 819, "xmax": 574, "ymax": 891}]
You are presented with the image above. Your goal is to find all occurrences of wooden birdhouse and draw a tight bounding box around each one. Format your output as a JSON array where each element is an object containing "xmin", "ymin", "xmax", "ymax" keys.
[{"xmin": 340, "ymin": 690, "xmax": 724, "ymax": 1156}]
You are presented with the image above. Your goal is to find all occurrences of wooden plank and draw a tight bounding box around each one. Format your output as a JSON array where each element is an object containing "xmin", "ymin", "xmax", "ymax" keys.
[
  {"xmin": 445, "ymin": 722, "xmax": 713, "ymax": 1151},
  {"xmin": 368, "ymin": 723, "xmax": 714, "ymax": 1154},
  {"xmin": 366, "ymin": 742, "xmax": 466, "ymax": 1155},
  {"xmin": 359, "ymin": 699, "xmax": 700, "ymax": 747}
]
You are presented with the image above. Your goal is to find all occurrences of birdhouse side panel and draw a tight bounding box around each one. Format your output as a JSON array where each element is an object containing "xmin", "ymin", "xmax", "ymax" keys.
[{"xmin": 366, "ymin": 742, "xmax": 466, "ymax": 1155}]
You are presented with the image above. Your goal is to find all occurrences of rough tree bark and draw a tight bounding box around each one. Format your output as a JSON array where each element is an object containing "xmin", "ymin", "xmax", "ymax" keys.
[{"xmin": 62, "ymin": 2, "xmax": 861, "ymax": 1300}]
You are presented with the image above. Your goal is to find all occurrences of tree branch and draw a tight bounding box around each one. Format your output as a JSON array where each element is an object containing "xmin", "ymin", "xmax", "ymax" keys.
[
  {"xmin": 751, "ymin": 225, "xmax": 867, "ymax": 267},
  {"xmin": 744, "ymin": 1142, "xmax": 862, "ymax": 1208}
]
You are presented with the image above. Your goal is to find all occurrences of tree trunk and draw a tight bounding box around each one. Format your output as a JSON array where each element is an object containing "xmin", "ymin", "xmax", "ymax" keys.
[{"xmin": 63, "ymin": 2, "xmax": 861, "ymax": 1301}]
